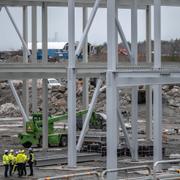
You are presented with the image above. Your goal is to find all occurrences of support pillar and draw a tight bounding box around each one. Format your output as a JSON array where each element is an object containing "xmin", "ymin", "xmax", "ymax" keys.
[
  {"xmin": 42, "ymin": 2, "xmax": 48, "ymax": 151},
  {"xmin": 153, "ymin": 0, "xmax": 162, "ymax": 163},
  {"xmin": 107, "ymin": 0, "xmax": 118, "ymax": 179},
  {"xmin": 146, "ymin": 5, "xmax": 152, "ymax": 141},
  {"xmin": 131, "ymin": 0, "xmax": 138, "ymax": 161},
  {"xmin": 32, "ymin": 6, "xmax": 38, "ymax": 113},
  {"xmin": 22, "ymin": 6, "xmax": 29, "ymax": 125},
  {"xmin": 82, "ymin": 7, "xmax": 89, "ymax": 109},
  {"xmin": 68, "ymin": 0, "xmax": 77, "ymax": 167}
]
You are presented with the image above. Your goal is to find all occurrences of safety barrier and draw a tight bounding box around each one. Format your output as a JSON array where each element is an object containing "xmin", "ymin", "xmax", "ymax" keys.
[
  {"xmin": 38, "ymin": 171, "xmax": 100, "ymax": 180},
  {"xmin": 153, "ymin": 159, "xmax": 180, "ymax": 179},
  {"xmin": 101, "ymin": 165, "xmax": 152, "ymax": 180}
]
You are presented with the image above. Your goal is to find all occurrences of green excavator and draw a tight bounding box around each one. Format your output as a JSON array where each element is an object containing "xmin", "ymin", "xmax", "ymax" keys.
[{"xmin": 18, "ymin": 110, "xmax": 105, "ymax": 148}]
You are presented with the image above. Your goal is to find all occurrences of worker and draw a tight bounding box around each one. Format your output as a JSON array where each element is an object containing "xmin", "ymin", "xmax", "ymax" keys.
[
  {"xmin": 2, "ymin": 149, "xmax": 9, "ymax": 178},
  {"xmin": 21, "ymin": 149, "xmax": 27, "ymax": 176},
  {"xmin": 27, "ymin": 148, "xmax": 35, "ymax": 176},
  {"xmin": 12, "ymin": 151, "xmax": 19, "ymax": 175},
  {"xmin": 8, "ymin": 149, "xmax": 15, "ymax": 176},
  {"xmin": 16, "ymin": 150, "xmax": 25, "ymax": 177}
]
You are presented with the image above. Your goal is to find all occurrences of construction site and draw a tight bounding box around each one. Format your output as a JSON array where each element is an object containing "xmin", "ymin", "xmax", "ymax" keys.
[{"xmin": 0, "ymin": 0, "xmax": 180, "ymax": 179}]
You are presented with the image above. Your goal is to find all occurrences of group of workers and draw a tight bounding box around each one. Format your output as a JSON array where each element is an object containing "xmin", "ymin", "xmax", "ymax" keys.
[{"xmin": 2, "ymin": 148, "xmax": 35, "ymax": 178}]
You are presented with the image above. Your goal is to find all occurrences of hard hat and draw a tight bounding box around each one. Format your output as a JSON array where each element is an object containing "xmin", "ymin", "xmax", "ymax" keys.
[
  {"xmin": 21, "ymin": 150, "xmax": 25, "ymax": 153},
  {"xmin": 28, "ymin": 148, "xmax": 33, "ymax": 151},
  {"xmin": 10, "ymin": 149, "xmax": 14, "ymax": 153},
  {"xmin": 15, "ymin": 151, "xmax": 19, "ymax": 154},
  {"xmin": 4, "ymin": 150, "xmax": 8, "ymax": 153}
]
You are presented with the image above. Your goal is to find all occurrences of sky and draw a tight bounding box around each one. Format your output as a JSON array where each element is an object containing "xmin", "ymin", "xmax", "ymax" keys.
[{"xmin": 0, "ymin": 6, "xmax": 180, "ymax": 50}]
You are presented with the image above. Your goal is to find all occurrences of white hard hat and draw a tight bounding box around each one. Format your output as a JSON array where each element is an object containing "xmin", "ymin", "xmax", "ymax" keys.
[
  {"xmin": 4, "ymin": 150, "xmax": 8, "ymax": 153},
  {"xmin": 10, "ymin": 149, "xmax": 14, "ymax": 153},
  {"xmin": 28, "ymin": 148, "xmax": 32, "ymax": 151}
]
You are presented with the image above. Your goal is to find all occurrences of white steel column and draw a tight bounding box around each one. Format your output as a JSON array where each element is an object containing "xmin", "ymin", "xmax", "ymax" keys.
[
  {"xmin": 82, "ymin": 7, "xmax": 89, "ymax": 109},
  {"xmin": 107, "ymin": 0, "xmax": 118, "ymax": 179},
  {"xmin": 131, "ymin": 0, "xmax": 138, "ymax": 161},
  {"xmin": 68, "ymin": 0, "xmax": 77, "ymax": 167},
  {"xmin": 146, "ymin": 5, "xmax": 153, "ymax": 141},
  {"xmin": 42, "ymin": 3, "xmax": 48, "ymax": 151},
  {"xmin": 32, "ymin": 6, "xmax": 38, "ymax": 112},
  {"xmin": 22, "ymin": 6, "xmax": 29, "ymax": 123},
  {"xmin": 153, "ymin": 0, "xmax": 162, "ymax": 163}
]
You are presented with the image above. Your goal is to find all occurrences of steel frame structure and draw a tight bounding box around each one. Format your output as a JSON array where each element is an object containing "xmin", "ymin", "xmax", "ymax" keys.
[{"xmin": 0, "ymin": 0, "xmax": 180, "ymax": 179}]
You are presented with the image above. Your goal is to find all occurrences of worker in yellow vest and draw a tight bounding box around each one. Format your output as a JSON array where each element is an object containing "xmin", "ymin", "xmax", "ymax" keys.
[
  {"xmin": 12, "ymin": 151, "xmax": 19, "ymax": 175},
  {"xmin": 28, "ymin": 148, "xmax": 35, "ymax": 176},
  {"xmin": 8, "ymin": 149, "xmax": 15, "ymax": 176},
  {"xmin": 21, "ymin": 149, "xmax": 27, "ymax": 176},
  {"xmin": 16, "ymin": 150, "xmax": 25, "ymax": 177},
  {"xmin": 2, "ymin": 149, "xmax": 9, "ymax": 178}
]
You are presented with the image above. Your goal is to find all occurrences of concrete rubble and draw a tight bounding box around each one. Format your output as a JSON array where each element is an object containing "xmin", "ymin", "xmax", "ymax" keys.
[{"xmin": 0, "ymin": 81, "xmax": 179, "ymax": 117}]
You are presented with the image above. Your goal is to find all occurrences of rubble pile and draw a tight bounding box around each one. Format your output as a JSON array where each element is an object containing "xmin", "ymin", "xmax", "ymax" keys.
[
  {"xmin": 0, "ymin": 82, "xmax": 180, "ymax": 117},
  {"xmin": 0, "ymin": 103, "xmax": 20, "ymax": 117},
  {"xmin": 163, "ymin": 85, "xmax": 180, "ymax": 111}
]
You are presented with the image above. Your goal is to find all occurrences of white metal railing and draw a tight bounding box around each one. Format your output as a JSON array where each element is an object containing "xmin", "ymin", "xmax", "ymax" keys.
[
  {"xmin": 101, "ymin": 165, "xmax": 152, "ymax": 180},
  {"xmin": 153, "ymin": 159, "xmax": 180, "ymax": 179}
]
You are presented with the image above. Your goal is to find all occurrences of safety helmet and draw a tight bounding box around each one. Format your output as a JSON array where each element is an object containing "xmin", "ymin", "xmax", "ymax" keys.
[
  {"xmin": 10, "ymin": 149, "xmax": 14, "ymax": 153},
  {"xmin": 15, "ymin": 151, "xmax": 19, "ymax": 154},
  {"xmin": 21, "ymin": 150, "xmax": 25, "ymax": 153},
  {"xmin": 28, "ymin": 148, "xmax": 33, "ymax": 151},
  {"xmin": 4, "ymin": 150, "xmax": 8, "ymax": 153}
]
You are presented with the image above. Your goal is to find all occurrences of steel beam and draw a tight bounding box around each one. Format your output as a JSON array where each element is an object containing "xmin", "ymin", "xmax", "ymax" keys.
[
  {"xmin": 153, "ymin": 85, "xmax": 162, "ymax": 163},
  {"xmin": 115, "ymin": 17, "xmax": 133, "ymax": 63},
  {"xmin": 68, "ymin": 0, "xmax": 77, "ymax": 167},
  {"xmin": 107, "ymin": 0, "xmax": 118, "ymax": 179},
  {"xmin": 22, "ymin": 6, "xmax": 29, "ymax": 122},
  {"xmin": 42, "ymin": 2, "xmax": 48, "ymax": 151},
  {"xmin": 42, "ymin": 79, "xmax": 48, "ymax": 151},
  {"xmin": 145, "ymin": 5, "xmax": 152, "ymax": 141},
  {"xmin": 145, "ymin": 85, "xmax": 152, "ymax": 140},
  {"xmin": 154, "ymin": 0, "xmax": 161, "ymax": 69},
  {"xmin": 1, "ymin": 0, "xmax": 180, "ymax": 8},
  {"xmin": 131, "ymin": 0, "xmax": 138, "ymax": 162},
  {"xmin": 76, "ymin": 79, "xmax": 102, "ymax": 151},
  {"xmin": 153, "ymin": 0, "xmax": 162, "ymax": 165},
  {"xmin": 82, "ymin": 7, "xmax": 89, "ymax": 109},
  {"xmin": 8, "ymin": 81, "xmax": 29, "ymax": 123},
  {"xmin": 117, "ymin": 108, "xmax": 132, "ymax": 156},
  {"xmin": 32, "ymin": 5, "xmax": 38, "ymax": 112},
  {"xmin": 5, "ymin": 6, "xmax": 30, "ymax": 56},
  {"xmin": 75, "ymin": 0, "xmax": 101, "ymax": 56}
]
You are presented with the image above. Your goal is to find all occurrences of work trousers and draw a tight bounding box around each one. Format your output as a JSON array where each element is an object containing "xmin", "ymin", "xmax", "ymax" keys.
[
  {"xmin": 22, "ymin": 163, "xmax": 27, "ymax": 176},
  {"xmin": 9, "ymin": 163, "xmax": 13, "ymax": 176},
  {"xmin": 17, "ymin": 163, "xmax": 23, "ymax": 177},
  {"xmin": 28, "ymin": 162, "xmax": 33, "ymax": 176},
  {"xmin": 4, "ymin": 164, "xmax": 9, "ymax": 177}
]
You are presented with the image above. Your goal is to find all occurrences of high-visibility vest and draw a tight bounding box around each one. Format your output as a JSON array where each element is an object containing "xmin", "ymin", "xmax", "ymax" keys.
[
  {"xmin": 3, "ymin": 154, "xmax": 9, "ymax": 165},
  {"xmin": 22, "ymin": 154, "xmax": 28, "ymax": 163},
  {"xmin": 16, "ymin": 154, "xmax": 25, "ymax": 163},
  {"xmin": 28, "ymin": 153, "xmax": 35, "ymax": 163},
  {"xmin": 8, "ymin": 153, "xmax": 15, "ymax": 164}
]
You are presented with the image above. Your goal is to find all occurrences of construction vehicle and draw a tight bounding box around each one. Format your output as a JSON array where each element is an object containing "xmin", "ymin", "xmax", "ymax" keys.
[{"xmin": 18, "ymin": 110, "xmax": 106, "ymax": 148}]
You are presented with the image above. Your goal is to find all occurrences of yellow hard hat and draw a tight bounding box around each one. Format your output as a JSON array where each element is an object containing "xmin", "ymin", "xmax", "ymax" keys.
[
  {"xmin": 10, "ymin": 149, "xmax": 14, "ymax": 153},
  {"xmin": 21, "ymin": 150, "xmax": 25, "ymax": 153}
]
